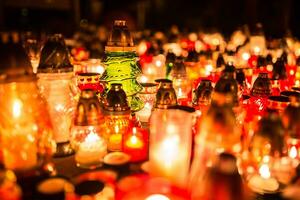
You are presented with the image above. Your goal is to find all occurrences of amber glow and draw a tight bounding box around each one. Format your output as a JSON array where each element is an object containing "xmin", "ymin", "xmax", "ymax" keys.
[
  {"xmin": 289, "ymin": 146, "xmax": 298, "ymax": 159},
  {"xmin": 145, "ymin": 194, "xmax": 170, "ymax": 200},
  {"xmin": 12, "ymin": 99, "xmax": 22, "ymax": 118},
  {"xmin": 259, "ymin": 163, "xmax": 271, "ymax": 179},
  {"xmin": 125, "ymin": 128, "xmax": 144, "ymax": 149}
]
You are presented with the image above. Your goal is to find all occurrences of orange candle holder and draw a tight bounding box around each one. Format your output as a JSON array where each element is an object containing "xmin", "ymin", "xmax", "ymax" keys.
[{"xmin": 122, "ymin": 127, "xmax": 148, "ymax": 162}]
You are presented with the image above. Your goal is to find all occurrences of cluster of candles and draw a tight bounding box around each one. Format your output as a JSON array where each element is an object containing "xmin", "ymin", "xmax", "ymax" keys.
[{"xmin": 2, "ymin": 21, "xmax": 300, "ymax": 199}]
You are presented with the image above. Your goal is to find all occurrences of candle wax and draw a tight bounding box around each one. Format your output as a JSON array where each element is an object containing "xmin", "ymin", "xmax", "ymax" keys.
[
  {"xmin": 248, "ymin": 175, "xmax": 279, "ymax": 194},
  {"xmin": 75, "ymin": 133, "xmax": 107, "ymax": 168}
]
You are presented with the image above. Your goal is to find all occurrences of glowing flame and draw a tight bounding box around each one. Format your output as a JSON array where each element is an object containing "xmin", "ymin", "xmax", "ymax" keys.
[
  {"xmin": 253, "ymin": 46, "xmax": 261, "ymax": 54},
  {"xmin": 140, "ymin": 75, "xmax": 148, "ymax": 83},
  {"xmin": 259, "ymin": 163, "xmax": 271, "ymax": 179},
  {"xmin": 289, "ymin": 146, "xmax": 298, "ymax": 159},
  {"xmin": 114, "ymin": 125, "xmax": 120, "ymax": 134},
  {"xmin": 84, "ymin": 132, "xmax": 101, "ymax": 143},
  {"xmin": 242, "ymin": 52, "xmax": 250, "ymax": 61},
  {"xmin": 145, "ymin": 194, "xmax": 170, "ymax": 200},
  {"xmin": 12, "ymin": 99, "xmax": 22, "ymax": 118},
  {"xmin": 290, "ymin": 70, "xmax": 295, "ymax": 76},
  {"xmin": 155, "ymin": 60, "xmax": 162, "ymax": 67}
]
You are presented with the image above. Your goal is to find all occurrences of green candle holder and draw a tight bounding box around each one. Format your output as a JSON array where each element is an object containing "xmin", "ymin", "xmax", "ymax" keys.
[{"xmin": 102, "ymin": 20, "xmax": 143, "ymax": 111}]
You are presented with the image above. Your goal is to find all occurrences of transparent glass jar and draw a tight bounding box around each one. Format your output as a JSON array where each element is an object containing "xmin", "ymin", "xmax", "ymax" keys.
[
  {"xmin": 135, "ymin": 83, "xmax": 157, "ymax": 124},
  {"xmin": 38, "ymin": 73, "xmax": 76, "ymax": 157},
  {"xmin": 149, "ymin": 109, "xmax": 193, "ymax": 188},
  {"xmin": 0, "ymin": 79, "xmax": 54, "ymax": 171}
]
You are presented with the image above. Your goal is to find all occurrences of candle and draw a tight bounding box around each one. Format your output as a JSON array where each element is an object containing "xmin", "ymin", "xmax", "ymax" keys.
[
  {"xmin": 123, "ymin": 127, "xmax": 148, "ymax": 162},
  {"xmin": 75, "ymin": 132, "xmax": 107, "ymax": 169},
  {"xmin": 125, "ymin": 128, "xmax": 143, "ymax": 148},
  {"xmin": 108, "ymin": 125, "xmax": 123, "ymax": 152},
  {"xmin": 150, "ymin": 109, "xmax": 192, "ymax": 188},
  {"xmin": 145, "ymin": 194, "xmax": 170, "ymax": 200},
  {"xmin": 2, "ymin": 99, "xmax": 38, "ymax": 170},
  {"xmin": 248, "ymin": 163, "xmax": 279, "ymax": 194}
]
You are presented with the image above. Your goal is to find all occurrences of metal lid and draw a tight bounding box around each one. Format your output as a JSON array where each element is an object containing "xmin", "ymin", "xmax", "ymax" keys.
[
  {"xmin": 74, "ymin": 90, "xmax": 104, "ymax": 126},
  {"xmin": 251, "ymin": 72, "xmax": 272, "ymax": 97},
  {"xmin": 38, "ymin": 34, "xmax": 73, "ymax": 73},
  {"xmin": 75, "ymin": 180, "xmax": 105, "ymax": 196},
  {"xmin": 105, "ymin": 20, "xmax": 136, "ymax": 52},
  {"xmin": 103, "ymin": 83, "xmax": 130, "ymax": 112}
]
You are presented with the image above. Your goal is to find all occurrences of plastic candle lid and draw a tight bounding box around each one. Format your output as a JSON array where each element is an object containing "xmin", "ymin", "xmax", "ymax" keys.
[
  {"xmin": 36, "ymin": 177, "xmax": 72, "ymax": 200},
  {"xmin": 75, "ymin": 180, "xmax": 105, "ymax": 196},
  {"xmin": 103, "ymin": 152, "xmax": 130, "ymax": 166}
]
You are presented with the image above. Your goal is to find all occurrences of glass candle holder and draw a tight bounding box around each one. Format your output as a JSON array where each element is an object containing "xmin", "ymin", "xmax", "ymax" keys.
[
  {"xmin": 71, "ymin": 90, "xmax": 107, "ymax": 169},
  {"xmin": 0, "ymin": 43, "xmax": 55, "ymax": 171},
  {"xmin": 249, "ymin": 72, "xmax": 272, "ymax": 116},
  {"xmin": 38, "ymin": 73, "xmax": 76, "ymax": 157},
  {"xmin": 103, "ymin": 84, "xmax": 131, "ymax": 152},
  {"xmin": 122, "ymin": 127, "xmax": 148, "ymax": 163},
  {"xmin": 135, "ymin": 83, "xmax": 157, "ymax": 124},
  {"xmin": 103, "ymin": 20, "xmax": 143, "ymax": 111},
  {"xmin": 37, "ymin": 33, "xmax": 76, "ymax": 157},
  {"xmin": 154, "ymin": 79, "xmax": 177, "ymax": 109},
  {"xmin": 241, "ymin": 111, "xmax": 296, "ymax": 193},
  {"xmin": 75, "ymin": 131, "xmax": 107, "ymax": 169},
  {"xmin": 149, "ymin": 109, "xmax": 193, "ymax": 188}
]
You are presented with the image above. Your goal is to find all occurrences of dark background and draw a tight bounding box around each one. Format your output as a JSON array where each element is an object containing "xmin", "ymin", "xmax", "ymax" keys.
[{"xmin": 0, "ymin": 0, "xmax": 299, "ymax": 38}]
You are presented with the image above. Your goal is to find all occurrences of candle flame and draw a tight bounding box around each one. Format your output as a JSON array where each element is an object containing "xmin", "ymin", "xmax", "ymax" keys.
[
  {"xmin": 145, "ymin": 194, "xmax": 170, "ymax": 200},
  {"xmin": 84, "ymin": 132, "xmax": 101, "ymax": 143},
  {"xmin": 12, "ymin": 99, "xmax": 22, "ymax": 118},
  {"xmin": 242, "ymin": 52, "xmax": 250, "ymax": 61},
  {"xmin": 155, "ymin": 60, "xmax": 162, "ymax": 67},
  {"xmin": 140, "ymin": 75, "xmax": 148, "ymax": 83},
  {"xmin": 259, "ymin": 164, "xmax": 271, "ymax": 179},
  {"xmin": 132, "ymin": 127, "xmax": 137, "ymax": 135},
  {"xmin": 114, "ymin": 125, "xmax": 119, "ymax": 134},
  {"xmin": 95, "ymin": 65, "xmax": 105, "ymax": 74},
  {"xmin": 177, "ymin": 88, "xmax": 183, "ymax": 98},
  {"xmin": 253, "ymin": 46, "xmax": 261, "ymax": 54},
  {"xmin": 289, "ymin": 146, "xmax": 298, "ymax": 159}
]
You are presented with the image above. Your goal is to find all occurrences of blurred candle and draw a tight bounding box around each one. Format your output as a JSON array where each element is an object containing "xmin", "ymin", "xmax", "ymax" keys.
[
  {"xmin": 75, "ymin": 131, "xmax": 107, "ymax": 169},
  {"xmin": 149, "ymin": 109, "xmax": 192, "ymax": 187},
  {"xmin": 123, "ymin": 127, "xmax": 148, "ymax": 162}
]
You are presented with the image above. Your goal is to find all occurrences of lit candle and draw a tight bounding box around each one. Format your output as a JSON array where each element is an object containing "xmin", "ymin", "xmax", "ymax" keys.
[
  {"xmin": 3, "ymin": 99, "xmax": 38, "ymax": 170},
  {"xmin": 123, "ymin": 127, "xmax": 148, "ymax": 162},
  {"xmin": 149, "ymin": 110, "xmax": 192, "ymax": 187},
  {"xmin": 75, "ymin": 132, "xmax": 107, "ymax": 169},
  {"xmin": 125, "ymin": 128, "xmax": 143, "ymax": 148},
  {"xmin": 248, "ymin": 161, "xmax": 279, "ymax": 193},
  {"xmin": 108, "ymin": 125, "xmax": 122, "ymax": 152},
  {"xmin": 150, "ymin": 127, "xmax": 188, "ymax": 186}
]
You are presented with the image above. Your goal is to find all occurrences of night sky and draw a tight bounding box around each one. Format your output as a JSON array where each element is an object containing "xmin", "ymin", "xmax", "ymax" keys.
[{"xmin": 1, "ymin": 0, "xmax": 300, "ymax": 38}]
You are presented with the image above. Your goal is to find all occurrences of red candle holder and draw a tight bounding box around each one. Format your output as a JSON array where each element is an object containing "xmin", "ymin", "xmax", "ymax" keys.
[
  {"xmin": 116, "ymin": 174, "xmax": 191, "ymax": 200},
  {"xmin": 267, "ymin": 96, "xmax": 290, "ymax": 113},
  {"xmin": 122, "ymin": 127, "xmax": 148, "ymax": 163}
]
